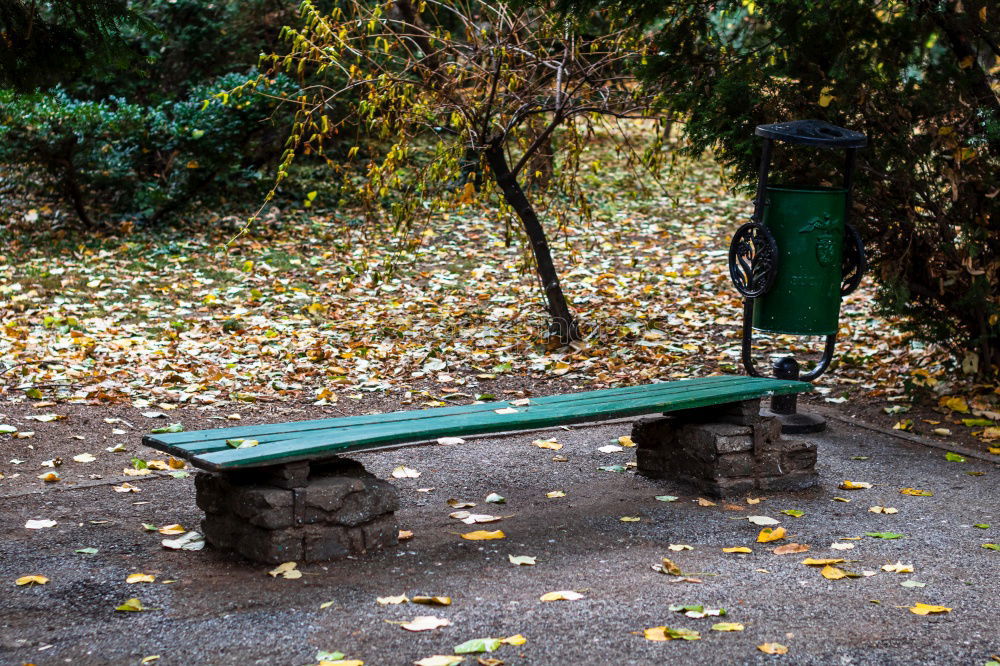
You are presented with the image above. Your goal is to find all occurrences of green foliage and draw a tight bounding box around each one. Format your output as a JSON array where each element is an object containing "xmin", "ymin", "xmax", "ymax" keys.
[
  {"xmin": 560, "ymin": 0, "xmax": 1000, "ymax": 375},
  {"xmin": 0, "ymin": 0, "xmax": 145, "ymax": 91},
  {"xmin": 0, "ymin": 74, "xmax": 295, "ymax": 224},
  {"xmin": 1, "ymin": 0, "xmax": 301, "ymax": 225}
]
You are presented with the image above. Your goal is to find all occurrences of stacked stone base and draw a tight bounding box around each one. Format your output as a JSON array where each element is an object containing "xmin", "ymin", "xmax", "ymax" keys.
[
  {"xmin": 195, "ymin": 458, "xmax": 399, "ymax": 564},
  {"xmin": 634, "ymin": 399, "xmax": 817, "ymax": 497}
]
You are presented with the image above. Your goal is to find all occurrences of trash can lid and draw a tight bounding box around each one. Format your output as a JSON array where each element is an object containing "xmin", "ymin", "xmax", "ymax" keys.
[{"xmin": 755, "ymin": 120, "xmax": 867, "ymax": 148}]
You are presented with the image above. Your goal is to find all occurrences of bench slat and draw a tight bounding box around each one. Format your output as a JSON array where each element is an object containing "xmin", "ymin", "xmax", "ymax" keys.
[
  {"xmin": 145, "ymin": 376, "xmax": 810, "ymax": 471},
  {"xmin": 160, "ymin": 376, "xmax": 780, "ymax": 455}
]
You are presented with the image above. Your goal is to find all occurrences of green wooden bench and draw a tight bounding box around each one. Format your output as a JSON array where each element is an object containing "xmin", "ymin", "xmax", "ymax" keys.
[
  {"xmin": 143, "ymin": 374, "xmax": 812, "ymax": 563},
  {"xmin": 144, "ymin": 375, "xmax": 810, "ymax": 472}
]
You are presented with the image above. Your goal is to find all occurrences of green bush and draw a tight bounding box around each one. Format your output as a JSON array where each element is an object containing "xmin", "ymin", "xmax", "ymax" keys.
[{"xmin": 0, "ymin": 73, "xmax": 295, "ymax": 225}]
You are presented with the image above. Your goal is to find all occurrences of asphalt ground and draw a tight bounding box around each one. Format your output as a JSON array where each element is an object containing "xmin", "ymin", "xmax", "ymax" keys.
[{"xmin": 1, "ymin": 414, "xmax": 998, "ymax": 665}]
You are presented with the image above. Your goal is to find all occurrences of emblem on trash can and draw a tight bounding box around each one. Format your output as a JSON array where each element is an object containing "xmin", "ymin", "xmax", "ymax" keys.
[{"xmin": 801, "ymin": 214, "xmax": 838, "ymax": 267}]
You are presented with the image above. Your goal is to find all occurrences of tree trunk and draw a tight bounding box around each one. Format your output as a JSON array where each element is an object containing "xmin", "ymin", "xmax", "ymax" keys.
[{"xmin": 483, "ymin": 143, "xmax": 580, "ymax": 343}]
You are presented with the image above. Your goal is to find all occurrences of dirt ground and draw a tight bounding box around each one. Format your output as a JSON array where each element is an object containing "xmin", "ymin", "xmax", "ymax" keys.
[{"xmin": 1, "ymin": 398, "xmax": 998, "ymax": 666}]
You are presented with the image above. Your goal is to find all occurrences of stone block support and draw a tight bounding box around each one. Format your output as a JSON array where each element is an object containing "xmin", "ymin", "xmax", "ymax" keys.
[
  {"xmin": 634, "ymin": 398, "xmax": 818, "ymax": 497},
  {"xmin": 195, "ymin": 458, "xmax": 399, "ymax": 564}
]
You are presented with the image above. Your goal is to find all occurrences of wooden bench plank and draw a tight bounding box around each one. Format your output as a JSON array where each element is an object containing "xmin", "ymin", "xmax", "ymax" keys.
[
  {"xmin": 145, "ymin": 375, "xmax": 810, "ymax": 471},
  {"xmin": 157, "ymin": 376, "xmax": 788, "ymax": 455}
]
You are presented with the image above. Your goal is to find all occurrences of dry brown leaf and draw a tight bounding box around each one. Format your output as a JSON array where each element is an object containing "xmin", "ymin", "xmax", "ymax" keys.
[{"xmin": 772, "ymin": 543, "xmax": 809, "ymax": 555}]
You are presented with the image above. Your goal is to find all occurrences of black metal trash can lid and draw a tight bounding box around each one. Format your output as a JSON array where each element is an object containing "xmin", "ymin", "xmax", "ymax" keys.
[{"xmin": 755, "ymin": 120, "xmax": 867, "ymax": 148}]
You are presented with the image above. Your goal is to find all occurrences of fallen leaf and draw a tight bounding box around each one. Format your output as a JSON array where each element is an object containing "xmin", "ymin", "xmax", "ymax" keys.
[
  {"xmin": 900, "ymin": 487, "xmax": 933, "ymax": 496},
  {"xmin": 643, "ymin": 626, "xmax": 701, "ymax": 641},
  {"xmin": 901, "ymin": 580, "xmax": 927, "ymax": 588},
  {"xmin": 161, "ymin": 531, "xmax": 204, "ymax": 550},
  {"xmin": 539, "ymin": 590, "xmax": 584, "ymax": 602},
  {"xmin": 974, "ymin": 524, "xmax": 990, "ymax": 529},
  {"xmin": 24, "ymin": 519, "xmax": 56, "ymax": 529},
  {"xmin": 401, "ymin": 616, "xmax": 451, "ymax": 632},
  {"xmin": 758, "ymin": 643, "xmax": 789, "ymax": 655},
  {"xmin": 620, "ymin": 516, "xmax": 641, "ymax": 522},
  {"xmin": 830, "ymin": 543, "xmax": 856, "ymax": 551},
  {"xmin": 597, "ymin": 465, "xmax": 626, "ymax": 472},
  {"xmin": 598, "ymin": 445, "xmax": 623, "ymax": 453},
  {"xmin": 38, "ymin": 472, "xmax": 60, "ymax": 482},
  {"xmin": 126, "ymin": 573, "xmax": 156, "ymax": 583},
  {"xmin": 546, "ymin": 490, "xmax": 566, "ymax": 498},
  {"xmin": 75, "ymin": 547, "xmax": 98, "ymax": 555},
  {"xmin": 508, "ymin": 554, "xmax": 536, "ymax": 566},
  {"xmin": 940, "ymin": 396, "xmax": 969, "ymax": 413},
  {"xmin": 655, "ymin": 495, "xmax": 679, "ymax": 502},
  {"xmin": 832, "ymin": 497, "xmax": 851, "ymax": 503},
  {"xmin": 72, "ymin": 453, "xmax": 96, "ymax": 463},
  {"xmin": 746, "ymin": 497, "xmax": 763, "ymax": 505},
  {"xmin": 722, "ymin": 547, "xmax": 752, "ymax": 554},
  {"xmin": 115, "ymin": 597, "xmax": 152, "ymax": 612},
  {"xmin": 377, "ymin": 595, "xmax": 409, "ymax": 605},
  {"xmin": 484, "ymin": 493, "xmax": 505, "ymax": 504},
  {"xmin": 398, "ymin": 530, "xmax": 414, "ymax": 541},
  {"xmin": 821, "ymin": 565, "xmax": 849, "ymax": 580},
  {"xmin": 460, "ymin": 530, "xmax": 505, "ymax": 540},
  {"xmin": 696, "ymin": 498, "xmax": 717, "ymax": 507},
  {"xmin": 447, "ymin": 499, "xmax": 476, "ymax": 508},
  {"xmin": 532, "ymin": 439, "xmax": 562, "ymax": 450},
  {"xmin": 869, "ymin": 506, "xmax": 898, "ymax": 514},
  {"xmin": 881, "ymin": 562, "xmax": 914, "ymax": 574},
  {"xmin": 268, "ymin": 561, "xmax": 302, "ymax": 579},
  {"xmin": 840, "ymin": 480, "xmax": 872, "ymax": 490},
  {"xmin": 909, "ymin": 603, "xmax": 951, "ymax": 615},
  {"xmin": 436, "ymin": 437, "xmax": 465, "ymax": 445},
  {"xmin": 618, "ymin": 435, "xmax": 635, "ymax": 447},
  {"xmin": 659, "ymin": 557, "xmax": 682, "ymax": 575},
  {"xmin": 748, "ymin": 515, "xmax": 779, "ymax": 526},
  {"xmin": 392, "ymin": 466, "xmax": 420, "ymax": 479},
  {"xmin": 668, "ymin": 544, "xmax": 693, "ymax": 551},
  {"xmin": 15, "ymin": 575, "xmax": 49, "ymax": 586},
  {"xmin": 781, "ymin": 509, "xmax": 804, "ymax": 518},
  {"xmin": 494, "ymin": 408, "xmax": 519, "ymax": 415},
  {"xmin": 866, "ymin": 532, "xmax": 904, "ymax": 540},
  {"xmin": 945, "ymin": 452, "xmax": 966, "ymax": 462},
  {"xmin": 757, "ymin": 527, "xmax": 787, "ymax": 543},
  {"xmin": 26, "ymin": 413, "xmax": 64, "ymax": 422},
  {"xmin": 802, "ymin": 558, "xmax": 845, "ymax": 566},
  {"xmin": 157, "ymin": 523, "xmax": 185, "ymax": 535},
  {"xmin": 113, "ymin": 482, "xmax": 140, "ymax": 493},
  {"xmin": 414, "ymin": 657, "xmax": 462, "ymax": 666},
  {"xmin": 772, "ymin": 543, "xmax": 809, "ymax": 555},
  {"xmin": 711, "ymin": 622, "xmax": 744, "ymax": 631},
  {"xmin": 453, "ymin": 638, "xmax": 502, "ymax": 654}
]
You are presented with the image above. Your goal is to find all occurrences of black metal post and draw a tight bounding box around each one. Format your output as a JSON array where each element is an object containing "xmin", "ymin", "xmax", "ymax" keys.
[{"xmin": 764, "ymin": 356, "xmax": 827, "ymax": 434}]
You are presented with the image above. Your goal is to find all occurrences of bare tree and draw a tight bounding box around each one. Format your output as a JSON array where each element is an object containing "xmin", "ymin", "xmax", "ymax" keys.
[{"xmin": 256, "ymin": 0, "xmax": 660, "ymax": 342}]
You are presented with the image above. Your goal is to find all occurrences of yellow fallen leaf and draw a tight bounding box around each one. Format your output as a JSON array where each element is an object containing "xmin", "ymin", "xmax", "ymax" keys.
[
  {"xmin": 113, "ymin": 482, "xmax": 140, "ymax": 493},
  {"xmin": 757, "ymin": 527, "xmax": 787, "ymax": 543},
  {"xmin": 939, "ymin": 396, "xmax": 969, "ymax": 413},
  {"xmin": 818, "ymin": 85, "xmax": 835, "ymax": 107},
  {"xmin": 546, "ymin": 490, "xmax": 566, "ymax": 498},
  {"xmin": 377, "ymin": 595, "xmax": 409, "ymax": 605},
  {"xmin": 620, "ymin": 516, "xmax": 641, "ymax": 522},
  {"xmin": 909, "ymin": 603, "xmax": 951, "ymax": 615},
  {"xmin": 532, "ymin": 439, "xmax": 562, "ymax": 450},
  {"xmin": 659, "ymin": 557, "xmax": 682, "ymax": 575},
  {"xmin": 746, "ymin": 497, "xmax": 763, "ymax": 505},
  {"xmin": 722, "ymin": 547, "xmax": 752, "ymax": 553},
  {"xmin": 642, "ymin": 626, "xmax": 700, "ymax": 641},
  {"xmin": 832, "ymin": 497, "xmax": 851, "ymax": 502},
  {"xmin": 267, "ymin": 562, "xmax": 302, "ymax": 579},
  {"xmin": 881, "ymin": 562, "xmax": 914, "ymax": 574},
  {"xmin": 126, "ymin": 573, "xmax": 156, "ymax": 584},
  {"xmin": 821, "ymin": 565, "xmax": 848, "ymax": 580},
  {"xmin": 412, "ymin": 596, "xmax": 451, "ymax": 606},
  {"xmin": 401, "ymin": 615, "xmax": 451, "ymax": 631},
  {"xmin": 38, "ymin": 472, "xmax": 60, "ymax": 483},
  {"xmin": 900, "ymin": 488, "xmax": 933, "ymax": 496},
  {"xmin": 167, "ymin": 457, "xmax": 186, "ymax": 469},
  {"xmin": 460, "ymin": 530, "xmax": 505, "ymax": 540},
  {"xmin": 157, "ymin": 524, "xmax": 185, "ymax": 535},
  {"xmin": 539, "ymin": 590, "xmax": 584, "ymax": 602},
  {"xmin": 146, "ymin": 460, "xmax": 170, "ymax": 471},
  {"xmin": 802, "ymin": 558, "xmax": 845, "ymax": 566},
  {"xmin": 758, "ymin": 643, "xmax": 789, "ymax": 655},
  {"xmin": 712, "ymin": 622, "xmax": 745, "ymax": 631},
  {"xmin": 772, "ymin": 543, "xmax": 809, "ymax": 555},
  {"xmin": 618, "ymin": 435, "xmax": 635, "ymax": 447},
  {"xmin": 869, "ymin": 506, "xmax": 898, "ymax": 514},
  {"xmin": 502, "ymin": 634, "xmax": 527, "ymax": 645},
  {"xmin": 840, "ymin": 480, "xmax": 872, "ymax": 490},
  {"xmin": 988, "ymin": 447, "xmax": 1000, "ymax": 454},
  {"xmin": 696, "ymin": 498, "xmax": 716, "ymax": 506},
  {"xmin": 15, "ymin": 575, "xmax": 49, "ymax": 586},
  {"xmin": 398, "ymin": 530, "xmax": 414, "ymax": 541}
]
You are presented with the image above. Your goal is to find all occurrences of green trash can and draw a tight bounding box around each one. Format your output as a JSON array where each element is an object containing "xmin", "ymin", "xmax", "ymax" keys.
[{"xmin": 751, "ymin": 185, "xmax": 847, "ymax": 336}]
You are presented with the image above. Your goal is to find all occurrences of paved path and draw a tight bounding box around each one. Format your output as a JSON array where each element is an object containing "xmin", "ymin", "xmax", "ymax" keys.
[{"xmin": 1, "ymin": 416, "xmax": 997, "ymax": 665}]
